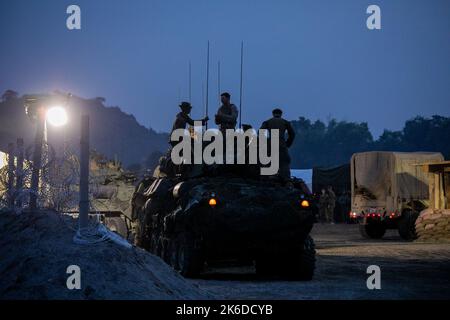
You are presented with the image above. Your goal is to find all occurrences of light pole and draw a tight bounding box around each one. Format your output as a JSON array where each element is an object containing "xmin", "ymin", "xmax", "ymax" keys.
[
  {"xmin": 24, "ymin": 95, "xmax": 69, "ymax": 211},
  {"xmin": 28, "ymin": 103, "xmax": 46, "ymax": 211},
  {"xmin": 79, "ymin": 115, "xmax": 90, "ymax": 229}
]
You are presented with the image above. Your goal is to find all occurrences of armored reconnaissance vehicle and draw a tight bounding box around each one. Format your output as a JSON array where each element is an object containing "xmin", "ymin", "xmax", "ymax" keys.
[{"xmin": 131, "ymin": 159, "xmax": 316, "ymax": 279}]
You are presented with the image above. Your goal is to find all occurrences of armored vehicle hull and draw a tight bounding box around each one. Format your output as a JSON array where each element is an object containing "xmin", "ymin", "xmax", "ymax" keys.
[{"xmin": 131, "ymin": 173, "xmax": 315, "ymax": 280}]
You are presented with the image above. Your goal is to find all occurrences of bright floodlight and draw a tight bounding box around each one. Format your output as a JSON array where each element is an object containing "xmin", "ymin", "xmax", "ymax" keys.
[{"xmin": 46, "ymin": 106, "xmax": 68, "ymax": 127}]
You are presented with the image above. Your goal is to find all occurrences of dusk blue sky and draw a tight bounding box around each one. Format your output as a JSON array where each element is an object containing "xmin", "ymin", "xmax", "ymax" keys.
[{"xmin": 1, "ymin": 0, "xmax": 450, "ymax": 137}]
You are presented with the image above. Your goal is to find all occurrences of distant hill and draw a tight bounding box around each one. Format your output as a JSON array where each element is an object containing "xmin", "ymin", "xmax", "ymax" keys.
[
  {"xmin": 0, "ymin": 91, "xmax": 168, "ymax": 168},
  {"xmin": 2, "ymin": 91, "xmax": 448, "ymax": 171}
]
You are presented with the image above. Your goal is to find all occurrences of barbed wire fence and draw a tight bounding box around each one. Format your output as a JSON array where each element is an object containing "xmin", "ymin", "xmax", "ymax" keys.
[
  {"xmin": 0, "ymin": 142, "xmax": 83, "ymax": 214},
  {"xmin": 1, "ymin": 139, "xmax": 134, "ymax": 248},
  {"xmin": 0, "ymin": 140, "xmax": 122, "ymax": 215},
  {"xmin": 0, "ymin": 149, "xmax": 34, "ymax": 213}
]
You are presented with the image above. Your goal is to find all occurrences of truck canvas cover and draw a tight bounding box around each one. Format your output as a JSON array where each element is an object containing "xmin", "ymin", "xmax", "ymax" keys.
[{"xmin": 351, "ymin": 151, "xmax": 444, "ymax": 202}]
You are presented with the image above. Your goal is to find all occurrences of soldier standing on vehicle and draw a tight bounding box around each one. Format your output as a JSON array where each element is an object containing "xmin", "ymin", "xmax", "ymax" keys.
[
  {"xmin": 170, "ymin": 102, "xmax": 208, "ymax": 146},
  {"xmin": 163, "ymin": 102, "xmax": 208, "ymax": 176},
  {"xmin": 215, "ymin": 92, "xmax": 238, "ymax": 133},
  {"xmin": 318, "ymin": 188, "xmax": 329, "ymax": 223},
  {"xmin": 326, "ymin": 185, "xmax": 336, "ymax": 224},
  {"xmin": 260, "ymin": 108, "xmax": 295, "ymax": 182}
]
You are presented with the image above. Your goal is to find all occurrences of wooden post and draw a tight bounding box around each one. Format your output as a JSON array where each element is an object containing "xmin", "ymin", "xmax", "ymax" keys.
[
  {"xmin": 79, "ymin": 115, "xmax": 90, "ymax": 229},
  {"xmin": 438, "ymin": 172, "xmax": 445, "ymax": 210},
  {"xmin": 434, "ymin": 173, "xmax": 440, "ymax": 210},
  {"xmin": 428, "ymin": 173, "xmax": 435, "ymax": 210}
]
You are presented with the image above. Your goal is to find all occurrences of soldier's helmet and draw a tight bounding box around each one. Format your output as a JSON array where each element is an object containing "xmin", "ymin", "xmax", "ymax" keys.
[{"xmin": 179, "ymin": 101, "xmax": 192, "ymax": 112}]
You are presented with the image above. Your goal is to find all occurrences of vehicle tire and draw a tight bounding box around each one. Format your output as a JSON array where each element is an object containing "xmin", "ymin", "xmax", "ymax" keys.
[
  {"xmin": 284, "ymin": 236, "xmax": 316, "ymax": 280},
  {"xmin": 150, "ymin": 233, "xmax": 159, "ymax": 254},
  {"xmin": 255, "ymin": 254, "xmax": 277, "ymax": 277},
  {"xmin": 160, "ymin": 238, "xmax": 170, "ymax": 263},
  {"xmin": 359, "ymin": 222, "xmax": 386, "ymax": 239},
  {"xmin": 297, "ymin": 235, "xmax": 316, "ymax": 280},
  {"xmin": 134, "ymin": 211, "xmax": 152, "ymax": 250},
  {"xmin": 398, "ymin": 210, "xmax": 419, "ymax": 241},
  {"xmin": 104, "ymin": 217, "xmax": 128, "ymax": 239},
  {"xmin": 167, "ymin": 239, "xmax": 180, "ymax": 271},
  {"xmin": 156, "ymin": 236, "xmax": 165, "ymax": 258},
  {"xmin": 177, "ymin": 234, "xmax": 204, "ymax": 277}
]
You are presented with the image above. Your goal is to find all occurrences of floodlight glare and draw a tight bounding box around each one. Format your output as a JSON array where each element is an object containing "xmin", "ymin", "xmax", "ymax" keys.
[{"xmin": 46, "ymin": 106, "xmax": 68, "ymax": 127}]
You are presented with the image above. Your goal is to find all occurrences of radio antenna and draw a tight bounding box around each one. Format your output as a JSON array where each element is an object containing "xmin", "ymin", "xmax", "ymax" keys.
[
  {"xmin": 218, "ymin": 60, "xmax": 221, "ymax": 102},
  {"xmin": 202, "ymin": 82, "xmax": 205, "ymax": 119},
  {"xmin": 239, "ymin": 41, "xmax": 244, "ymax": 129},
  {"xmin": 188, "ymin": 60, "xmax": 192, "ymax": 103},
  {"xmin": 205, "ymin": 41, "xmax": 210, "ymax": 129}
]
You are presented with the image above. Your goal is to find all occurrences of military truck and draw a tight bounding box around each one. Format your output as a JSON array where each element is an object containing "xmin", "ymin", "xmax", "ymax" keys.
[
  {"xmin": 349, "ymin": 151, "xmax": 444, "ymax": 240},
  {"xmin": 131, "ymin": 162, "xmax": 316, "ymax": 279}
]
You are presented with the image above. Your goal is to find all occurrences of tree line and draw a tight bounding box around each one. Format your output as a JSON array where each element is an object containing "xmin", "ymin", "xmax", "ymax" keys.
[
  {"xmin": 3, "ymin": 89, "xmax": 448, "ymax": 172},
  {"xmin": 290, "ymin": 115, "xmax": 450, "ymax": 169}
]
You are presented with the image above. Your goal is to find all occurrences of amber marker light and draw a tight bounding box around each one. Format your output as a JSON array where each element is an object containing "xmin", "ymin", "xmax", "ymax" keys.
[
  {"xmin": 209, "ymin": 198, "xmax": 217, "ymax": 207},
  {"xmin": 300, "ymin": 200, "xmax": 310, "ymax": 208}
]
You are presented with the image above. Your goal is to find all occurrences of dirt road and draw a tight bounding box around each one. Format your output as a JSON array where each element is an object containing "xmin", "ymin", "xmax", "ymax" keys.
[{"xmin": 188, "ymin": 224, "xmax": 450, "ymax": 299}]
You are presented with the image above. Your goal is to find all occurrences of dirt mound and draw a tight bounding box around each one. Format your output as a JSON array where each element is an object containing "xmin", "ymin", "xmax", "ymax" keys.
[{"xmin": 0, "ymin": 210, "xmax": 213, "ymax": 299}]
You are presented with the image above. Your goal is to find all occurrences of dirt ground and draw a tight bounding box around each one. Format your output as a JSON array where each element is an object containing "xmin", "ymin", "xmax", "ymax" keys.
[
  {"xmin": 189, "ymin": 223, "xmax": 450, "ymax": 299},
  {"xmin": 2, "ymin": 211, "xmax": 449, "ymax": 300},
  {"xmin": 0, "ymin": 210, "xmax": 211, "ymax": 300}
]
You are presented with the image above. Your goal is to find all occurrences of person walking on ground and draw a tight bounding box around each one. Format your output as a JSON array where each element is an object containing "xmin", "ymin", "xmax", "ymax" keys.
[
  {"xmin": 318, "ymin": 188, "xmax": 329, "ymax": 223},
  {"xmin": 326, "ymin": 185, "xmax": 336, "ymax": 224}
]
